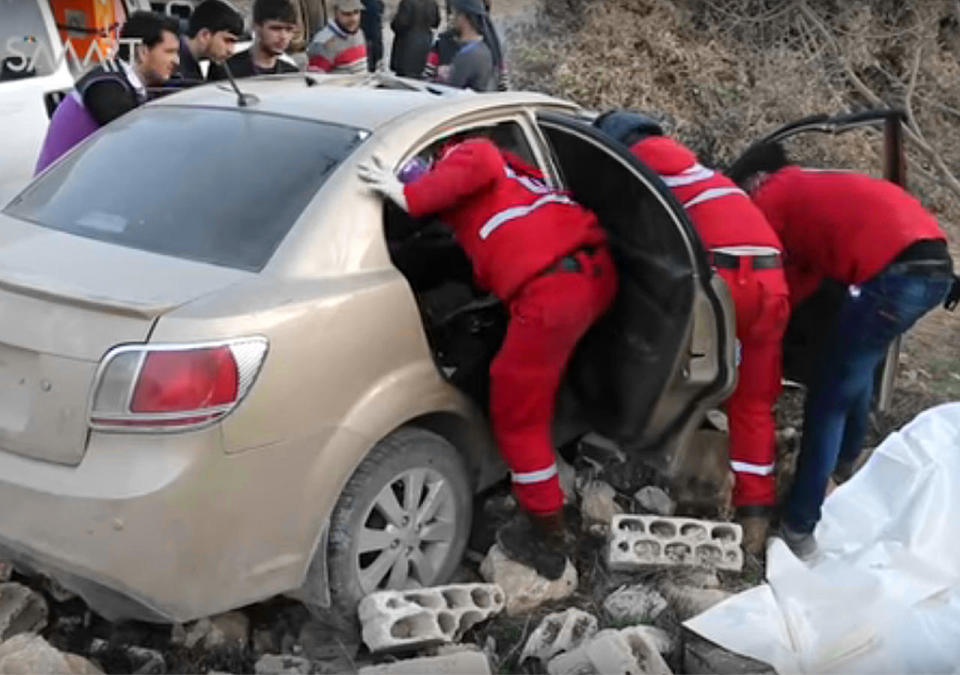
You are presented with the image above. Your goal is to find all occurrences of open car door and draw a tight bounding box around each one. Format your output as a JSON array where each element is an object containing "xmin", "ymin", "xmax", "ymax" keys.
[
  {"xmin": 535, "ymin": 111, "xmax": 736, "ymax": 466},
  {"xmin": 729, "ymin": 110, "xmax": 909, "ymax": 411}
]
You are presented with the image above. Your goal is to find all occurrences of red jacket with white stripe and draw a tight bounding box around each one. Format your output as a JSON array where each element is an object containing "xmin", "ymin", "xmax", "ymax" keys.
[
  {"xmin": 403, "ymin": 139, "xmax": 606, "ymax": 300},
  {"xmin": 629, "ymin": 137, "xmax": 783, "ymax": 251},
  {"xmin": 752, "ymin": 165, "xmax": 946, "ymax": 302}
]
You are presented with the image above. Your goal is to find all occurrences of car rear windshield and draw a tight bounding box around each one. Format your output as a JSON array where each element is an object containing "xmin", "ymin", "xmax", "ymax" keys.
[{"xmin": 4, "ymin": 106, "xmax": 364, "ymax": 271}]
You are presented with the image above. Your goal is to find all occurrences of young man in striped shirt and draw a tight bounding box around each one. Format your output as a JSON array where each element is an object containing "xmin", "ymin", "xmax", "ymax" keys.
[{"xmin": 307, "ymin": 0, "xmax": 368, "ymax": 74}]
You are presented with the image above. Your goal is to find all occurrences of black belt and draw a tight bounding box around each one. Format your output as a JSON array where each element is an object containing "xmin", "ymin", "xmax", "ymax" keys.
[
  {"xmin": 710, "ymin": 251, "xmax": 782, "ymax": 270},
  {"xmin": 884, "ymin": 259, "xmax": 954, "ymax": 277}
]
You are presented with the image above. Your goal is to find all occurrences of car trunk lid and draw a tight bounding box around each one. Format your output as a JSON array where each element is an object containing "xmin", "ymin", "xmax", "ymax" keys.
[{"xmin": 0, "ymin": 216, "xmax": 251, "ymax": 465}]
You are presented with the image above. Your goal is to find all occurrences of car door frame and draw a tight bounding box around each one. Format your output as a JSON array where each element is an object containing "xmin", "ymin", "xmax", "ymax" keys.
[{"xmin": 529, "ymin": 109, "xmax": 737, "ymax": 452}]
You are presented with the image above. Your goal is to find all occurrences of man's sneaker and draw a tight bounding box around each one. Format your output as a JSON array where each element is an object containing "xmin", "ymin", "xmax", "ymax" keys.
[
  {"xmin": 496, "ymin": 513, "xmax": 568, "ymax": 580},
  {"xmin": 778, "ymin": 522, "xmax": 819, "ymax": 561},
  {"xmin": 832, "ymin": 459, "xmax": 856, "ymax": 485}
]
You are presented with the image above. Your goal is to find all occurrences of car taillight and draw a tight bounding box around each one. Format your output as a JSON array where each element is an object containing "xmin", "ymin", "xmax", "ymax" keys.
[{"xmin": 90, "ymin": 338, "xmax": 268, "ymax": 432}]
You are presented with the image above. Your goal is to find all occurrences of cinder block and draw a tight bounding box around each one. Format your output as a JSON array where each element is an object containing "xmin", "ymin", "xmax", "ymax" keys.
[
  {"xmin": 607, "ymin": 515, "xmax": 743, "ymax": 572},
  {"xmin": 359, "ymin": 583, "xmax": 505, "ymax": 653}
]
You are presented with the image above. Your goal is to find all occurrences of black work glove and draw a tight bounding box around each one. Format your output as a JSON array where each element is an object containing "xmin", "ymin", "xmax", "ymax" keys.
[{"xmin": 944, "ymin": 275, "xmax": 960, "ymax": 311}]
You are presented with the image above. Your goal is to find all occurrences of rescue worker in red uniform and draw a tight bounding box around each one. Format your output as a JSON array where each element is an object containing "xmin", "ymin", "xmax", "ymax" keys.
[
  {"xmin": 728, "ymin": 142, "xmax": 954, "ymax": 560},
  {"xmin": 358, "ymin": 137, "xmax": 618, "ymax": 578},
  {"xmin": 596, "ymin": 112, "xmax": 791, "ymax": 553}
]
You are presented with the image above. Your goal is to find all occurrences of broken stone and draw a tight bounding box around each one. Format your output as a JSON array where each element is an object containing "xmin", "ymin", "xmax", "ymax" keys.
[
  {"xmin": 479, "ymin": 545, "xmax": 577, "ymax": 616},
  {"xmin": 621, "ymin": 625, "xmax": 675, "ymax": 655},
  {"xmin": 42, "ymin": 577, "xmax": 77, "ymax": 603},
  {"xmin": 634, "ymin": 486, "xmax": 676, "ymax": 516},
  {"xmin": 358, "ymin": 650, "xmax": 492, "ymax": 674},
  {"xmin": 580, "ymin": 480, "xmax": 623, "ymax": 527},
  {"xmin": 126, "ymin": 646, "xmax": 166, "ymax": 675},
  {"xmin": 254, "ymin": 654, "xmax": 312, "ymax": 675},
  {"xmin": 0, "ymin": 564, "xmax": 11, "ymax": 584},
  {"xmin": 603, "ymin": 584, "xmax": 668, "ymax": 624},
  {"xmin": 546, "ymin": 627, "xmax": 672, "ymax": 675},
  {"xmin": 204, "ymin": 611, "xmax": 250, "ymax": 652},
  {"xmin": 519, "ymin": 608, "xmax": 598, "ymax": 664},
  {"xmin": 183, "ymin": 617, "xmax": 212, "ymax": 649},
  {"xmin": 0, "ymin": 583, "xmax": 48, "ymax": 641},
  {"xmin": 658, "ymin": 581, "xmax": 732, "ymax": 621},
  {"xmin": 682, "ymin": 631, "xmax": 774, "ymax": 674},
  {"xmin": 359, "ymin": 583, "xmax": 504, "ymax": 653},
  {"xmin": 0, "ymin": 634, "xmax": 101, "ymax": 674}
]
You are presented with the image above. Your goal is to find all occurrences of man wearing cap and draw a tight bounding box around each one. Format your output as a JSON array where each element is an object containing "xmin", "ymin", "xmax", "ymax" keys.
[
  {"xmin": 307, "ymin": 0, "xmax": 368, "ymax": 74},
  {"xmin": 596, "ymin": 112, "xmax": 791, "ymax": 555},
  {"xmin": 358, "ymin": 137, "xmax": 617, "ymax": 579}
]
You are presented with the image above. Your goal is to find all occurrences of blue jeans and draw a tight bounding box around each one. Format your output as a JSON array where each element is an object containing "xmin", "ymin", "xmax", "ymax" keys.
[{"xmin": 784, "ymin": 268, "xmax": 951, "ymax": 533}]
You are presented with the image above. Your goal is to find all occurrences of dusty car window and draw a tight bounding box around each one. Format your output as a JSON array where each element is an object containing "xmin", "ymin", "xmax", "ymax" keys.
[{"xmin": 5, "ymin": 107, "xmax": 364, "ymax": 271}]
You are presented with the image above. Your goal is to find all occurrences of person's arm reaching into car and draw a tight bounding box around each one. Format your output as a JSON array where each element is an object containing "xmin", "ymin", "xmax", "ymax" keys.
[{"xmin": 358, "ymin": 139, "xmax": 501, "ymax": 216}]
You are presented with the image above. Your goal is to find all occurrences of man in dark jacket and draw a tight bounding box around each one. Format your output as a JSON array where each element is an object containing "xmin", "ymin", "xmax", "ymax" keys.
[
  {"xmin": 390, "ymin": 0, "xmax": 440, "ymax": 77},
  {"xmin": 209, "ymin": 0, "xmax": 299, "ymax": 79},
  {"xmin": 36, "ymin": 11, "xmax": 180, "ymax": 173},
  {"xmin": 171, "ymin": 0, "xmax": 243, "ymax": 83},
  {"xmin": 361, "ymin": 0, "xmax": 385, "ymax": 72}
]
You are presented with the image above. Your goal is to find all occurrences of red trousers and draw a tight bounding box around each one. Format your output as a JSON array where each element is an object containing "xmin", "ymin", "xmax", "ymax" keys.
[
  {"xmin": 490, "ymin": 248, "xmax": 618, "ymax": 514},
  {"xmin": 717, "ymin": 261, "xmax": 791, "ymax": 508}
]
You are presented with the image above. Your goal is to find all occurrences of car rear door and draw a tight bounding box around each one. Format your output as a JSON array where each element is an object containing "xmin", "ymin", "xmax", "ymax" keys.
[{"xmin": 533, "ymin": 111, "xmax": 736, "ymax": 452}]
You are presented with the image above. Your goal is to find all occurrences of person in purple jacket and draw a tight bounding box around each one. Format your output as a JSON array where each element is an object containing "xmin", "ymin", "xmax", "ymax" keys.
[{"xmin": 35, "ymin": 11, "xmax": 180, "ymax": 174}]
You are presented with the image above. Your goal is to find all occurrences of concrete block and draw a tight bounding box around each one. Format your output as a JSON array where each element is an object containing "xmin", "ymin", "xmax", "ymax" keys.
[
  {"xmin": 608, "ymin": 515, "xmax": 743, "ymax": 572},
  {"xmin": 359, "ymin": 583, "xmax": 504, "ymax": 653},
  {"xmin": 358, "ymin": 651, "xmax": 492, "ymax": 674},
  {"xmin": 519, "ymin": 608, "xmax": 598, "ymax": 664},
  {"xmin": 547, "ymin": 627, "xmax": 672, "ymax": 675},
  {"xmin": 0, "ymin": 583, "xmax": 48, "ymax": 642}
]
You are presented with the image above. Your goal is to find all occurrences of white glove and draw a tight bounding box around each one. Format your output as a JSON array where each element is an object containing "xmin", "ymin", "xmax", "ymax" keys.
[{"xmin": 358, "ymin": 156, "xmax": 408, "ymax": 212}]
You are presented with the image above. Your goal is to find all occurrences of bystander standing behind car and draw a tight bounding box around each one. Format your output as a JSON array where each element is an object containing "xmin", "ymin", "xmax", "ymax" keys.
[
  {"xmin": 389, "ymin": 0, "xmax": 440, "ymax": 78},
  {"xmin": 307, "ymin": 0, "xmax": 368, "ymax": 74},
  {"xmin": 209, "ymin": 0, "xmax": 300, "ymax": 79},
  {"xmin": 171, "ymin": 0, "xmax": 243, "ymax": 84}
]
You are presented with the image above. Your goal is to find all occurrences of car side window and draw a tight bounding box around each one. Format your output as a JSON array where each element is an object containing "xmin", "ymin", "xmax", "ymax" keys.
[{"xmin": 414, "ymin": 120, "xmax": 542, "ymax": 173}]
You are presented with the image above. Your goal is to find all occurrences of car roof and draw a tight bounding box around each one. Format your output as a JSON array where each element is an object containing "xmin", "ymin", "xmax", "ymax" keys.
[{"xmin": 148, "ymin": 72, "xmax": 579, "ymax": 130}]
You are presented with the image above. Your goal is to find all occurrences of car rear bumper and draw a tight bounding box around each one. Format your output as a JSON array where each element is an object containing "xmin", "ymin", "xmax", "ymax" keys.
[{"xmin": 0, "ymin": 426, "xmax": 340, "ymax": 622}]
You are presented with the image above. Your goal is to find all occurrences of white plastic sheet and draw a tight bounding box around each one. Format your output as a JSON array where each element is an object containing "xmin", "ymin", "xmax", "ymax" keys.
[{"xmin": 686, "ymin": 403, "xmax": 960, "ymax": 673}]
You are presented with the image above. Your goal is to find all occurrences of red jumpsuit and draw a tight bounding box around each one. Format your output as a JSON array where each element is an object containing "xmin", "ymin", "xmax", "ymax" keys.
[
  {"xmin": 751, "ymin": 166, "xmax": 946, "ymax": 303},
  {"xmin": 404, "ymin": 139, "xmax": 617, "ymax": 514},
  {"xmin": 630, "ymin": 137, "xmax": 791, "ymax": 508}
]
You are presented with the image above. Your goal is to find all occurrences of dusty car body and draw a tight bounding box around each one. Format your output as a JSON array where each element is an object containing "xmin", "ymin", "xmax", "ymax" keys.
[{"xmin": 0, "ymin": 73, "xmax": 736, "ymax": 622}]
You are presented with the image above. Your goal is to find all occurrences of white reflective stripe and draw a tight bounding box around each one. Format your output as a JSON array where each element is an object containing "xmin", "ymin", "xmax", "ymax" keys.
[
  {"xmin": 512, "ymin": 463, "xmax": 559, "ymax": 484},
  {"xmin": 504, "ymin": 165, "xmax": 550, "ymax": 195},
  {"xmin": 712, "ymin": 245, "xmax": 781, "ymax": 256},
  {"xmin": 683, "ymin": 187, "xmax": 746, "ymax": 209},
  {"xmin": 661, "ymin": 163, "xmax": 715, "ymax": 187},
  {"xmin": 478, "ymin": 194, "xmax": 575, "ymax": 240},
  {"xmin": 730, "ymin": 460, "xmax": 775, "ymax": 476}
]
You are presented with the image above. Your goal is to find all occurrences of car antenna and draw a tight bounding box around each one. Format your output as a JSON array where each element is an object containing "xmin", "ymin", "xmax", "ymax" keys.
[{"xmin": 221, "ymin": 60, "xmax": 257, "ymax": 107}]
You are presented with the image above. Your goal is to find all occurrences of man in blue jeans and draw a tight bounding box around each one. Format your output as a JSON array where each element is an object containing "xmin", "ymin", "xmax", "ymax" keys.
[{"xmin": 732, "ymin": 142, "xmax": 955, "ymax": 559}]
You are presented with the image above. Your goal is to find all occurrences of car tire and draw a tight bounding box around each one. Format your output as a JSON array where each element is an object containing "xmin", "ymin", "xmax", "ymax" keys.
[{"xmin": 327, "ymin": 427, "xmax": 472, "ymax": 620}]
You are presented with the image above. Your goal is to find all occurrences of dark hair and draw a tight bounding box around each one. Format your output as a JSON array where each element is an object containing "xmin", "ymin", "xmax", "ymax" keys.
[
  {"xmin": 726, "ymin": 141, "xmax": 790, "ymax": 188},
  {"xmin": 187, "ymin": 0, "xmax": 244, "ymax": 38},
  {"xmin": 120, "ymin": 10, "xmax": 180, "ymax": 48},
  {"xmin": 253, "ymin": 0, "xmax": 297, "ymax": 25}
]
